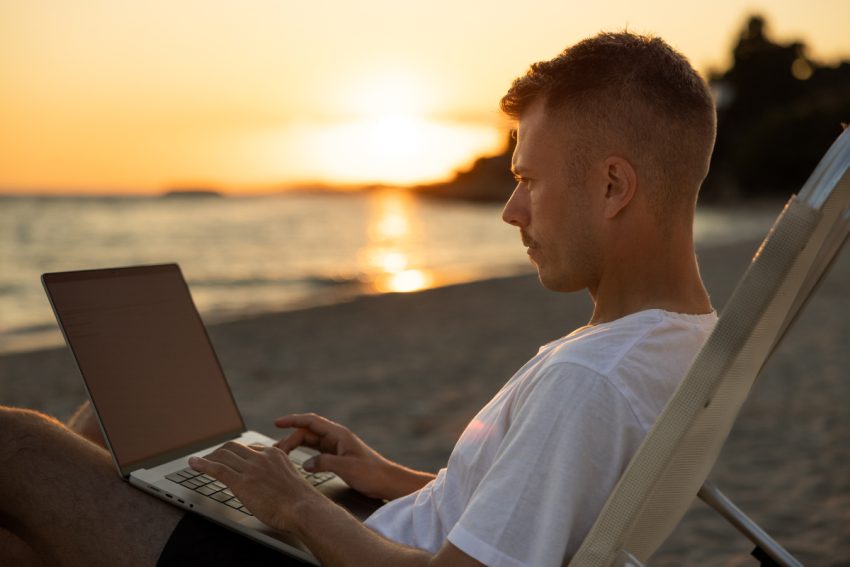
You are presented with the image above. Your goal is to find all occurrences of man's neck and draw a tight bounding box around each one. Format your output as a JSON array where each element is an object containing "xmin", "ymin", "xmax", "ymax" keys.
[{"xmin": 587, "ymin": 233, "xmax": 712, "ymax": 326}]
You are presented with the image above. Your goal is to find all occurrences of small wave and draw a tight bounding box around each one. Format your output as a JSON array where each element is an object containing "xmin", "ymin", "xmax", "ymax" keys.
[
  {"xmin": 0, "ymin": 283, "xmax": 22, "ymax": 296},
  {"xmin": 188, "ymin": 275, "xmax": 362, "ymax": 289},
  {"xmin": 1, "ymin": 322, "xmax": 58, "ymax": 336},
  {"xmin": 300, "ymin": 275, "xmax": 363, "ymax": 288}
]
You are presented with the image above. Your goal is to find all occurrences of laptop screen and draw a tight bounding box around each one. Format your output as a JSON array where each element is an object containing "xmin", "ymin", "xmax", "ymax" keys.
[{"xmin": 43, "ymin": 264, "xmax": 244, "ymax": 472}]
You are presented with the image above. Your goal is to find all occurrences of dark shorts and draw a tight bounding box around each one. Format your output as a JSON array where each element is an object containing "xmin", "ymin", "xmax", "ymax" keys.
[{"xmin": 157, "ymin": 513, "xmax": 310, "ymax": 566}]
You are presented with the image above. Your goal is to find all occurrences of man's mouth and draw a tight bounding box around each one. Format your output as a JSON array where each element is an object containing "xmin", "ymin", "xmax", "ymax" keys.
[{"xmin": 520, "ymin": 230, "xmax": 538, "ymax": 249}]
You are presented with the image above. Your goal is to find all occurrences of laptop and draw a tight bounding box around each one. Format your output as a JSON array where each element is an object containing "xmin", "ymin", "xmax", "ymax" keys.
[{"xmin": 42, "ymin": 263, "xmax": 381, "ymax": 565}]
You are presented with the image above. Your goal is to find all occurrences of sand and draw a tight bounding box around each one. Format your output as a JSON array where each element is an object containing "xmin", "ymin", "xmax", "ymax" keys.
[{"xmin": 1, "ymin": 239, "xmax": 848, "ymax": 565}]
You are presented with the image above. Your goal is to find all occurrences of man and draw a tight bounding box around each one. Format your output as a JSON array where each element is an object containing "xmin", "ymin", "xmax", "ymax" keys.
[{"xmin": 0, "ymin": 31, "xmax": 717, "ymax": 566}]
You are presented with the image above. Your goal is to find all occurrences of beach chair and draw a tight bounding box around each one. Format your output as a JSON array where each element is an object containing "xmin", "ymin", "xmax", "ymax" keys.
[{"xmin": 569, "ymin": 126, "xmax": 850, "ymax": 567}]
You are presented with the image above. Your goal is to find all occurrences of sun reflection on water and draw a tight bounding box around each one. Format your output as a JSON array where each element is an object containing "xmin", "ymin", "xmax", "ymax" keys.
[
  {"xmin": 362, "ymin": 191, "xmax": 435, "ymax": 293},
  {"xmin": 382, "ymin": 269, "xmax": 433, "ymax": 293}
]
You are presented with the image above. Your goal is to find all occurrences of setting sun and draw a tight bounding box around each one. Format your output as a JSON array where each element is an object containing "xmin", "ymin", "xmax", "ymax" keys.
[
  {"xmin": 290, "ymin": 69, "xmax": 506, "ymax": 186},
  {"xmin": 291, "ymin": 117, "xmax": 503, "ymax": 186},
  {"xmin": 2, "ymin": 1, "xmax": 849, "ymax": 193}
]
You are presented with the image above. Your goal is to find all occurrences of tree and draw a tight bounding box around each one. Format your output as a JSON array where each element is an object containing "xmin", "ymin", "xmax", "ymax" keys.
[{"xmin": 705, "ymin": 15, "xmax": 850, "ymax": 199}]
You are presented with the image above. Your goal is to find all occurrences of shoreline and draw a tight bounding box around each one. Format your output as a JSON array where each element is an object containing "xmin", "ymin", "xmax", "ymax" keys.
[
  {"xmin": 0, "ymin": 196, "xmax": 787, "ymax": 358},
  {"xmin": 1, "ymin": 237, "xmax": 847, "ymax": 563},
  {"xmin": 0, "ymin": 263, "xmax": 536, "ymax": 358}
]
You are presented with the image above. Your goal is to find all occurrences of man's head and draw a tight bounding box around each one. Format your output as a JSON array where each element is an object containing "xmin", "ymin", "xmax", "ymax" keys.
[
  {"xmin": 502, "ymin": 31, "xmax": 716, "ymax": 222},
  {"xmin": 501, "ymin": 31, "xmax": 716, "ymax": 293}
]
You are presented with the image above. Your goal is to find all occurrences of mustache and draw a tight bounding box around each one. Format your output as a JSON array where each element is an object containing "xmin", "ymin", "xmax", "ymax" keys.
[{"xmin": 520, "ymin": 230, "xmax": 538, "ymax": 248}]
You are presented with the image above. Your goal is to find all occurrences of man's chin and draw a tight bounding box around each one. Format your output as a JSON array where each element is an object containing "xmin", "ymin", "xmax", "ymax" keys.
[{"xmin": 536, "ymin": 269, "xmax": 582, "ymax": 293}]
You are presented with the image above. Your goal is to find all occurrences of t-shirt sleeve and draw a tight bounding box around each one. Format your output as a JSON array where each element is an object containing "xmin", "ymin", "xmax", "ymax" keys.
[{"xmin": 446, "ymin": 363, "xmax": 646, "ymax": 567}]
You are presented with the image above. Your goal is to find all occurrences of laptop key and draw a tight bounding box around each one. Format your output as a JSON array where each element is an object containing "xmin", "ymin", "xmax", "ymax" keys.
[
  {"xmin": 165, "ymin": 472, "xmax": 186, "ymax": 483},
  {"xmin": 225, "ymin": 499, "xmax": 243, "ymax": 509},
  {"xmin": 305, "ymin": 472, "xmax": 333, "ymax": 486},
  {"xmin": 210, "ymin": 491, "xmax": 232, "ymax": 502},
  {"xmin": 196, "ymin": 485, "xmax": 218, "ymax": 496}
]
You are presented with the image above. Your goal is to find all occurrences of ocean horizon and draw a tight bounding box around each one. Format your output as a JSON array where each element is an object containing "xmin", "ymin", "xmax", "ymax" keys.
[{"xmin": 0, "ymin": 190, "xmax": 782, "ymax": 355}]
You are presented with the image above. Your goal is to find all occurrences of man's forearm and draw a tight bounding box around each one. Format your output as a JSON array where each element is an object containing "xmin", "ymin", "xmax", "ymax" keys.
[
  {"xmin": 381, "ymin": 463, "xmax": 436, "ymax": 500},
  {"xmin": 288, "ymin": 491, "xmax": 431, "ymax": 567}
]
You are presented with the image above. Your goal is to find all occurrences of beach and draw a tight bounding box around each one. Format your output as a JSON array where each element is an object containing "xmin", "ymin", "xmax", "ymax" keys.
[{"xmin": 1, "ymin": 238, "xmax": 848, "ymax": 565}]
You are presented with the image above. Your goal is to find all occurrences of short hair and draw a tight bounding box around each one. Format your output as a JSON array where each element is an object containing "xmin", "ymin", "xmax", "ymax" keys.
[{"xmin": 501, "ymin": 31, "xmax": 716, "ymax": 224}]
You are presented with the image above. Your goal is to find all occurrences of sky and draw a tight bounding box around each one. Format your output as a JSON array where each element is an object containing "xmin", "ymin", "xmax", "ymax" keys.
[{"xmin": 1, "ymin": 0, "xmax": 849, "ymax": 194}]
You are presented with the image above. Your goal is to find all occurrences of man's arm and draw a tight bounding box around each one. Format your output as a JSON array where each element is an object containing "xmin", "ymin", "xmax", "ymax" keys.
[
  {"xmin": 189, "ymin": 441, "xmax": 483, "ymax": 567},
  {"xmin": 274, "ymin": 413, "xmax": 435, "ymax": 501}
]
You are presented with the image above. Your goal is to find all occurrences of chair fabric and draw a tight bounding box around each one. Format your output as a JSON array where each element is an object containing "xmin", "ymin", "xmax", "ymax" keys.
[{"xmin": 568, "ymin": 128, "xmax": 850, "ymax": 566}]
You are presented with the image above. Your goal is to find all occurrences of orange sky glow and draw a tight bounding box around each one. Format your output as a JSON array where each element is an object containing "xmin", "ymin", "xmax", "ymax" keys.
[{"xmin": 2, "ymin": 0, "xmax": 849, "ymax": 194}]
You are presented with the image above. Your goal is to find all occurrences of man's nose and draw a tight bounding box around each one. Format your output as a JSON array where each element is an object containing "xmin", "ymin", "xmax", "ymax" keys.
[{"xmin": 502, "ymin": 184, "xmax": 529, "ymax": 228}]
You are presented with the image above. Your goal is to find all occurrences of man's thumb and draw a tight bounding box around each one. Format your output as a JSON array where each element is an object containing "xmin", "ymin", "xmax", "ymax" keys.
[{"xmin": 303, "ymin": 453, "xmax": 349, "ymax": 475}]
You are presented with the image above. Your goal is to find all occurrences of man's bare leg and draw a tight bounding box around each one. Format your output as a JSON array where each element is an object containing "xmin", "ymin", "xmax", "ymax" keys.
[
  {"xmin": 0, "ymin": 406, "xmax": 184, "ymax": 567},
  {"xmin": 0, "ymin": 527, "xmax": 44, "ymax": 567},
  {"xmin": 66, "ymin": 401, "xmax": 106, "ymax": 448}
]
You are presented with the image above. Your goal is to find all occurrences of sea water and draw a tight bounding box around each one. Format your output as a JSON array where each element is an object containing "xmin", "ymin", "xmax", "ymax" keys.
[{"xmin": 0, "ymin": 190, "xmax": 780, "ymax": 354}]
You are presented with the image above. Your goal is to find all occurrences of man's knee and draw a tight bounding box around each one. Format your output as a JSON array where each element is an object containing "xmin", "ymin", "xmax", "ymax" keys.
[{"xmin": 0, "ymin": 406, "xmax": 65, "ymax": 461}]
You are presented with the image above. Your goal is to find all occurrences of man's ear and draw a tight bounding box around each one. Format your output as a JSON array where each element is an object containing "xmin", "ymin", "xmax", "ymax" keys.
[{"xmin": 602, "ymin": 156, "xmax": 637, "ymax": 219}]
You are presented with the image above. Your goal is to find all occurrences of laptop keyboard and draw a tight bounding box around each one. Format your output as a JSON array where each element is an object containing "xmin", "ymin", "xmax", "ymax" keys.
[{"xmin": 165, "ymin": 464, "xmax": 336, "ymax": 516}]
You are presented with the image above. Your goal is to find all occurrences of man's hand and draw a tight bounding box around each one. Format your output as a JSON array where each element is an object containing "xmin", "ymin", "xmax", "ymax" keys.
[
  {"xmin": 275, "ymin": 413, "xmax": 434, "ymax": 501},
  {"xmin": 189, "ymin": 442, "xmax": 320, "ymax": 532},
  {"xmin": 190, "ymin": 428, "xmax": 482, "ymax": 567}
]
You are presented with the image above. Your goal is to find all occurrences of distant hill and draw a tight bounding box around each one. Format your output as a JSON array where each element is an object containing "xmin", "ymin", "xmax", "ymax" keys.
[
  {"xmin": 412, "ymin": 133, "xmax": 515, "ymax": 203},
  {"xmin": 162, "ymin": 188, "xmax": 222, "ymax": 198}
]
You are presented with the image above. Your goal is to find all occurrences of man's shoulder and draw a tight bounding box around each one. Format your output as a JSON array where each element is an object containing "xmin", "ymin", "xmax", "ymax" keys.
[
  {"xmin": 527, "ymin": 309, "xmax": 716, "ymax": 430},
  {"xmin": 540, "ymin": 309, "xmax": 716, "ymax": 377}
]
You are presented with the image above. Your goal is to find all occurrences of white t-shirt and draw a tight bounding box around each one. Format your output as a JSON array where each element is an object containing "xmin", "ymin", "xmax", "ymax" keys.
[{"xmin": 364, "ymin": 309, "xmax": 717, "ymax": 566}]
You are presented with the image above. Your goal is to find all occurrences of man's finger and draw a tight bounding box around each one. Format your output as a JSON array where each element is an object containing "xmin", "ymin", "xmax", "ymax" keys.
[
  {"xmin": 275, "ymin": 429, "xmax": 306, "ymax": 453},
  {"xmin": 275, "ymin": 428, "xmax": 320, "ymax": 453},
  {"xmin": 219, "ymin": 441, "xmax": 259, "ymax": 459},
  {"xmin": 202, "ymin": 446, "xmax": 250, "ymax": 472},
  {"xmin": 274, "ymin": 413, "xmax": 336, "ymax": 436},
  {"xmin": 189, "ymin": 456, "xmax": 237, "ymax": 485},
  {"xmin": 302, "ymin": 453, "xmax": 353, "ymax": 477}
]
